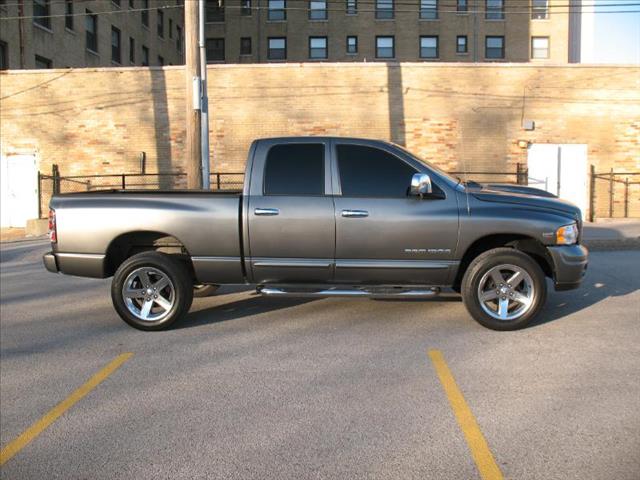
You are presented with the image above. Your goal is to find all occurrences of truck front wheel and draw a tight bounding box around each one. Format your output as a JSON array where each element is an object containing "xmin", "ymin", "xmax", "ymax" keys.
[
  {"xmin": 461, "ymin": 247, "xmax": 547, "ymax": 331},
  {"xmin": 111, "ymin": 252, "xmax": 193, "ymax": 331}
]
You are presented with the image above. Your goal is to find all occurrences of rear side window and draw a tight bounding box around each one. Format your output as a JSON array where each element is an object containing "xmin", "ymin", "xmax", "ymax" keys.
[
  {"xmin": 264, "ymin": 144, "xmax": 325, "ymax": 195},
  {"xmin": 337, "ymin": 144, "xmax": 417, "ymax": 197}
]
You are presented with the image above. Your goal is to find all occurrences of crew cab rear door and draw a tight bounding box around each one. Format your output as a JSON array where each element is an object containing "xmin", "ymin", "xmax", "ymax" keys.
[
  {"xmin": 331, "ymin": 140, "xmax": 459, "ymax": 286},
  {"xmin": 246, "ymin": 139, "xmax": 335, "ymax": 283}
]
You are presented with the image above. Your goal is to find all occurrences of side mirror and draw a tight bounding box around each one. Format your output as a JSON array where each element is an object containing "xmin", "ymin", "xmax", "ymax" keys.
[{"xmin": 410, "ymin": 173, "xmax": 433, "ymax": 197}]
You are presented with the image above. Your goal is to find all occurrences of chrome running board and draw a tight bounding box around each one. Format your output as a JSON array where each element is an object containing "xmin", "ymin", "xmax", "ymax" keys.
[{"xmin": 258, "ymin": 286, "xmax": 440, "ymax": 298}]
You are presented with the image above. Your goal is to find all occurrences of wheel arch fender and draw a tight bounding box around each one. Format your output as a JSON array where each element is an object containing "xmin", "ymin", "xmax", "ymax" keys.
[{"xmin": 453, "ymin": 233, "xmax": 553, "ymax": 291}]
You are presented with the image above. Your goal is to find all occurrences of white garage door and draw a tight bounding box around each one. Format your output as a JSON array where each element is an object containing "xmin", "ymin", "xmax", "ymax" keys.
[
  {"xmin": 0, "ymin": 154, "xmax": 39, "ymax": 228},
  {"xmin": 527, "ymin": 144, "xmax": 588, "ymax": 220}
]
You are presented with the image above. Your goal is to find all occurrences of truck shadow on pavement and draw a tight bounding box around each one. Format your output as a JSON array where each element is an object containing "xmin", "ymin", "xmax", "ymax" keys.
[{"xmin": 178, "ymin": 252, "xmax": 638, "ymax": 331}]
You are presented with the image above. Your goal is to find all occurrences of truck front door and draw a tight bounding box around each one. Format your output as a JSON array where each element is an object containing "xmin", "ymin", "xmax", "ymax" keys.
[
  {"xmin": 331, "ymin": 141, "xmax": 459, "ymax": 286},
  {"xmin": 247, "ymin": 140, "xmax": 335, "ymax": 284}
]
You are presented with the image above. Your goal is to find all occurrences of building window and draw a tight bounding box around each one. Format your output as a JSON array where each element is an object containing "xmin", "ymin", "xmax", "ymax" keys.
[
  {"xmin": 169, "ymin": 19, "xmax": 173, "ymax": 38},
  {"xmin": 531, "ymin": 36, "xmax": 549, "ymax": 58},
  {"xmin": 532, "ymin": 0, "xmax": 548, "ymax": 19},
  {"xmin": 456, "ymin": 35, "xmax": 467, "ymax": 53},
  {"xmin": 158, "ymin": 55, "xmax": 164, "ymax": 65},
  {"xmin": 0, "ymin": 41, "xmax": 9, "ymax": 70},
  {"xmin": 141, "ymin": 0, "xmax": 149, "ymax": 26},
  {"xmin": 309, "ymin": 36, "xmax": 327, "ymax": 59},
  {"xmin": 268, "ymin": 37, "xmax": 286, "ymax": 60},
  {"xmin": 420, "ymin": 36, "xmax": 438, "ymax": 58},
  {"xmin": 129, "ymin": 37, "xmax": 135, "ymax": 63},
  {"xmin": 206, "ymin": 0, "xmax": 225, "ymax": 22},
  {"xmin": 142, "ymin": 45, "xmax": 149, "ymax": 65},
  {"xmin": 420, "ymin": 0, "xmax": 437, "ymax": 19},
  {"xmin": 309, "ymin": 0, "xmax": 327, "ymax": 19},
  {"xmin": 35, "ymin": 54, "xmax": 52, "ymax": 69},
  {"xmin": 112, "ymin": 0, "xmax": 121, "ymax": 6},
  {"xmin": 457, "ymin": 0, "xmax": 467, "ymax": 12},
  {"xmin": 85, "ymin": 10, "xmax": 98, "ymax": 52},
  {"xmin": 376, "ymin": 36, "xmax": 394, "ymax": 58},
  {"xmin": 347, "ymin": 36, "xmax": 358, "ymax": 54},
  {"xmin": 346, "ymin": 0, "xmax": 357, "ymax": 14},
  {"xmin": 65, "ymin": 1, "xmax": 73, "ymax": 30},
  {"xmin": 241, "ymin": 0, "xmax": 252, "ymax": 15},
  {"xmin": 33, "ymin": 0, "xmax": 51, "ymax": 30},
  {"xmin": 176, "ymin": 25, "xmax": 182, "ymax": 52},
  {"xmin": 485, "ymin": 36, "xmax": 504, "ymax": 58},
  {"xmin": 485, "ymin": 0, "xmax": 504, "ymax": 19},
  {"xmin": 240, "ymin": 37, "xmax": 252, "ymax": 55},
  {"xmin": 206, "ymin": 38, "xmax": 225, "ymax": 62},
  {"xmin": 376, "ymin": 0, "xmax": 393, "ymax": 19},
  {"xmin": 268, "ymin": 0, "xmax": 286, "ymax": 20},
  {"xmin": 157, "ymin": 9, "xmax": 164, "ymax": 36},
  {"xmin": 111, "ymin": 26, "xmax": 121, "ymax": 63},
  {"xmin": 129, "ymin": 0, "xmax": 134, "ymax": 8}
]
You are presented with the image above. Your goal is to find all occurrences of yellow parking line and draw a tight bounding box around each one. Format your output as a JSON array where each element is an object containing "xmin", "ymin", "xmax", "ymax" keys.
[
  {"xmin": 428, "ymin": 350, "xmax": 504, "ymax": 480},
  {"xmin": 0, "ymin": 352, "xmax": 133, "ymax": 466}
]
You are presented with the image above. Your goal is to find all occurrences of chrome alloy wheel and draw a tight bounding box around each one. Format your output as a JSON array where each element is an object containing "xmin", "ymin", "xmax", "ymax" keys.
[
  {"xmin": 477, "ymin": 264, "xmax": 535, "ymax": 321},
  {"xmin": 122, "ymin": 267, "xmax": 175, "ymax": 322}
]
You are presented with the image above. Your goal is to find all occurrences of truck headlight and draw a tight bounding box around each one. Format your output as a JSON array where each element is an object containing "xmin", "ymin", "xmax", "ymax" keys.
[{"xmin": 556, "ymin": 223, "xmax": 578, "ymax": 245}]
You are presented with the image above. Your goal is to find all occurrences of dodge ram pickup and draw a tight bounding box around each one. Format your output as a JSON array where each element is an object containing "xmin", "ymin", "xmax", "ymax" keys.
[{"xmin": 43, "ymin": 137, "xmax": 588, "ymax": 331}]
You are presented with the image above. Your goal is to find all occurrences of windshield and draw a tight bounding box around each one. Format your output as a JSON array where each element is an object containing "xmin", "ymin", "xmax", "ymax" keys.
[{"xmin": 392, "ymin": 144, "xmax": 460, "ymax": 185}]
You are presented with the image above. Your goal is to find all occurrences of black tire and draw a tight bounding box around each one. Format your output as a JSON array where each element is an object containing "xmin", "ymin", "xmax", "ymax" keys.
[
  {"xmin": 461, "ymin": 247, "xmax": 547, "ymax": 331},
  {"xmin": 193, "ymin": 284, "xmax": 220, "ymax": 298},
  {"xmin": 111, "ymin": 252, "xmax": 193, "ymax": 331}
]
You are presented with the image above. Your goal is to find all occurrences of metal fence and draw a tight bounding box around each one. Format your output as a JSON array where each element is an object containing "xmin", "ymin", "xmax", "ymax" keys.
[
  {"xmin": 450, "ymin": 163, "xmax": 529, "ymax": 186},
  {"xmin": 38, "ymin": 167, "xmax": 244, "ymax": 218},
  {"xmin": 37, "ymin": 164, "xmax": 529, "ymax": 219},
  {"xmin": 589, "ymin": 167, "xmax": 640, "ymax": 221}
]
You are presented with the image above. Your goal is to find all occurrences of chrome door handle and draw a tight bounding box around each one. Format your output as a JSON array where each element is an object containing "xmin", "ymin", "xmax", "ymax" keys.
[
  {"xmin": 341, "ymin": 209, "xmax": 369, "ymax": 218},
  {"xmin": 254, "ymin": 208, "xmax": 280, "ymax": 216}
]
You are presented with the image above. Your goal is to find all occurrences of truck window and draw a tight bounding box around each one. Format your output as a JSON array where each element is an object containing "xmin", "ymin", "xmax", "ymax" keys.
[
  {"xmin": 264, "ymin": 144, "xmax": 325, "ymax": 196},
  {"xmin": 337, "ymin": 144, "xmax": 417, "ymax": 197}
]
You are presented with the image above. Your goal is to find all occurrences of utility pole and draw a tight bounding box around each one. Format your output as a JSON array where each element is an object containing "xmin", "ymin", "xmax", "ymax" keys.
[
  {"xmin": 185, "ymin": 0, "xmax": 202, "ymax": 189},
  {"xmin": 199, "ymin": 0, "xmax": 211, "ymax": 189}
]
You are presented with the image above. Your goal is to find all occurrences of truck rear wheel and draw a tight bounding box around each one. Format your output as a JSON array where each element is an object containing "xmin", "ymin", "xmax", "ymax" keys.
[
  {"xmin": 461, "ymin": 247, "xmax": 547, "ymax": 331},
  {"xmin": 111, "ymin": 252, "xmax": 193, "ymax": 331}
]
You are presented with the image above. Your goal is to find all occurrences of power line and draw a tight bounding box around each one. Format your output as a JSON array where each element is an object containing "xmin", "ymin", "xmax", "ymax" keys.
[
  {"xmin": 2, "ymin": 0, "xmax": 639, "ymax": 20},
  {"xmin": 0, "ymin": 4, "xmax": 183, "ymax": 21}
]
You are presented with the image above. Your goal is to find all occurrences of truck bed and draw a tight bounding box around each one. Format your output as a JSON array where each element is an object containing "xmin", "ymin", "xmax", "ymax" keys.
[{"xmin": 50, "ymin": 191, "xmax": 245, "ymax": 283}]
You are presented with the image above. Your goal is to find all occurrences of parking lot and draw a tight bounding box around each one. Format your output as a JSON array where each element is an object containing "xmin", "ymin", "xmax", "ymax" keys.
[{"xmin": 1, "ymin": 239, "xmax": 639, "ymax": 480}]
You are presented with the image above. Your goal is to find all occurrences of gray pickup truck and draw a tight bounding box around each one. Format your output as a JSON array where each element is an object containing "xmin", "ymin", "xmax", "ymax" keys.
[{"xmin": 44, "ymin": 137, "xmax": 588, "ymax": 331}]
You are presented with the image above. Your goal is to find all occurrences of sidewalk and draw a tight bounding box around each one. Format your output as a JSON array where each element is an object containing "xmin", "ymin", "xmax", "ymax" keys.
[
  {"xmin": 0, "ymin": 228, "xmax": 47, "ymax": 244},
  {"xmin": 2, "ymin": 220, "xmax": 639, "ymax": 249},
  {"xmin": 582, "ymin": 219, "xmax": 640, "ymax": 251}
]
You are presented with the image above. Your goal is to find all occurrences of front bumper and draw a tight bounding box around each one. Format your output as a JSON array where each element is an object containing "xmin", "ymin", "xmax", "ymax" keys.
[
  {"xmin": 547, "ymin": 244, "xmax": 589, "ymax": 291},
  {"xmin": 43, "ymin": 252, "xmax": 59, "ymax": 273}
]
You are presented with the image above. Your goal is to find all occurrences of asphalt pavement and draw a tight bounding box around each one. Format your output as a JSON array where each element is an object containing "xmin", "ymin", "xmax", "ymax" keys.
[{"xmin": 1, "ymin": 239, "xmax": 639, "ymax": 479}]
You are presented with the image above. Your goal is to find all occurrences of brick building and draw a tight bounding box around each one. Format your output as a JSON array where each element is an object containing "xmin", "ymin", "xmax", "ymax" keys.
[
  {"xmin": 0, "ymin": 0, "xmax": 184, "ymax": 70},
  {"xmin": 0, "ymin": 63, "xmax": 638, "ymax": 226},
  {"xmin": 1, "ymin": 0, "xmax": 583, "ymax": 70},
  {"xmin": 202, "ymin": 0, "xmax": 579, "ymax": 63}
]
